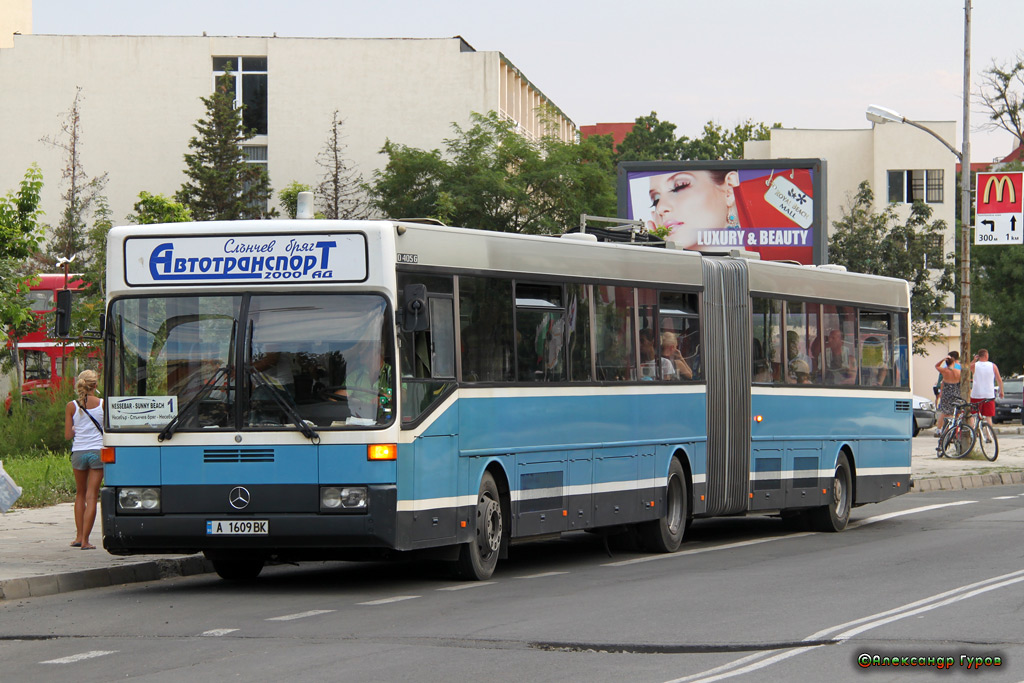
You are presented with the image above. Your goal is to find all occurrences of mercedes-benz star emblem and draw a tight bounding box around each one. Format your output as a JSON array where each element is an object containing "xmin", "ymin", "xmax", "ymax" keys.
[{"xmin": 228, "ymin": 486, "xmax": 251, "ymax": 510}]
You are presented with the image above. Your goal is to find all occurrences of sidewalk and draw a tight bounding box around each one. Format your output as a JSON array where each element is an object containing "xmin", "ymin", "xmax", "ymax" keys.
[{"xmin": 2, "ymin": 431, "xmax": 1023, "ymax": 601}]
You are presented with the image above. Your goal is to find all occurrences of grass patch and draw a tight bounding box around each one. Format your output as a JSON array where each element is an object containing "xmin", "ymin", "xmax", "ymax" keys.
[{"xmin": 2, "ymin": 450, "xmax": 76, "ymax": 508}]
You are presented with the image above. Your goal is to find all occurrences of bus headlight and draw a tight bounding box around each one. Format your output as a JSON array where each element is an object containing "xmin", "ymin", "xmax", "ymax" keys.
[
  {"xmin": 118, "ymin": 487, "xmax": 161, "ymax": 513},
  {"xmin": 320, "ymin": 486, "xmax": 368, "ymax": 512}
]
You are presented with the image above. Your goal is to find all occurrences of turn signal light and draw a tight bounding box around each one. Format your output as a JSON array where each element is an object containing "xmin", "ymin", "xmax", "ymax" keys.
[
  {"xmin": 754, "ymin": 415, "xmax": 764, "ymax": 423},
  {"xmin": 367, "ymin": 443, "xmax": 397, "ymax": 461},
  {"xmin": 101, "ymin": 447, "xmax": 116, "ymax": 463}
]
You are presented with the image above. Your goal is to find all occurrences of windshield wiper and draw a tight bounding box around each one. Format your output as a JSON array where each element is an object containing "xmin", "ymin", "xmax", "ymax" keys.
[
  {"xmin": 249, "ymin": 366, "xmax": 320, "ymax": 442},
  {"xmin": 158, "ymin": 365, "xmax": 230, "ymax": 442}
]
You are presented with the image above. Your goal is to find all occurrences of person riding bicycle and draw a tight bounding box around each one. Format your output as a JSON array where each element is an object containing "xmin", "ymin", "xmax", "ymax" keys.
[{"xmin": 969, "ymin": 349, "xmax": 1004, "ymax": 440}]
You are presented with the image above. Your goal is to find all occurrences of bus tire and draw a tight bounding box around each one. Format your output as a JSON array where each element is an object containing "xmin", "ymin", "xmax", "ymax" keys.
[
  {"xmin": 206, "ymin": 552, "xmax": 264, "ymax": 581},
  {"xmin": 456, "ymin": 472, "xmax": 503, "ymax": 580},
  {"xmin": 638, "ymin": 458, "xmax": 687, "ymax": 552},
  {"xmin": 811, "ymin": 453, "xmax": 852, "ymax": 532}
]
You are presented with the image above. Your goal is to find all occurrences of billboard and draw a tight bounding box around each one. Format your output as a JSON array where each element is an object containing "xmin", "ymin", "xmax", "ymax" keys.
[{"xmin": 617, "ymin": 159, "xmax": 827, "ymax": 265}]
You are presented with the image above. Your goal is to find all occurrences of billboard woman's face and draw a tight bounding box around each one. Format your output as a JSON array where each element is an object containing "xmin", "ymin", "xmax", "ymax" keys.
[{"xmin": 648, "ymin": 171, "xmax": 733, "ymax": 248}]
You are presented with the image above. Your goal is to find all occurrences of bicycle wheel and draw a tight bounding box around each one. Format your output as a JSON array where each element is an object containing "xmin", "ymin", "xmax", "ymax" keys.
[
  {"xmin": 978, "ymin": 421, "xmax": 999, "ymax": 462},
  {"xmin": 940, "ymin": 422, "xmax": 976, "ymax": 459}
]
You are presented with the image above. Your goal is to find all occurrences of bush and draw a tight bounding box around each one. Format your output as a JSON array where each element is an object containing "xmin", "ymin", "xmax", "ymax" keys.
[
  {"xmin": 2, "ymin": 449, "xmax": 75, "ymax": 508},
  {"xmin": 0, "ymin": 382, "xmax": 78, "ymax": 508},
  {"xmin": 0, "ymin": 381, "xmax": 76, "ymax": 456}
]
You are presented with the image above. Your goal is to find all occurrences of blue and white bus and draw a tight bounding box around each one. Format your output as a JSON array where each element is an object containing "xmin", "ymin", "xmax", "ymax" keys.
[{"xmin": 99, "ymin": 219, "xmax": 912, "ymax": 580}]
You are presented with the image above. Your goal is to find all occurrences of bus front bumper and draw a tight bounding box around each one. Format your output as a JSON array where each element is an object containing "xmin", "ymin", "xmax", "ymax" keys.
[{"xmin": 100, "ymin": 485, "xmax": 398, "ymax": 556}]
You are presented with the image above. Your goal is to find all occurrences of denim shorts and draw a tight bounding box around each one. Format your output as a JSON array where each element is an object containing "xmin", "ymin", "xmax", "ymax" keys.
[{"xmin": 71, "ymin": 450, "xmax": 103, "ymax": 470}]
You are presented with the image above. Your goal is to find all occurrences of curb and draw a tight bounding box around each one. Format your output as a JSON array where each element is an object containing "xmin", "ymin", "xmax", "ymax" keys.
[
  {"xmin": 0, "ymin": 555, "xmax": 212, "ymax": 601},
  {"xmin": 911, "ymin": 471, "xmax": 1024, "ymax": 493}
]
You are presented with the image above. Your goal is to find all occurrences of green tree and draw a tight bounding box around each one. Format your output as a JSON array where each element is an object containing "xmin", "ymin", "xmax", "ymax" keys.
[
  {"xmin": 829, "ymin": 181, "xmax": 955, "ymax": 353},
  {"xmin": 278, "ymin": 181, "xmax": 312, "ymax": 219},
  {"xmin": 614, "ymin": 113, "xmax": 778, "ymax": 162},
  {"xmin": 127, "ymin": 191, "xmax": 192, "ymax": 225},
  {"xmin": 678, "ymin": 119, "xmax": 778, "ymax": 161},
  {"xmin": 175, "ymin": 68, "xmax": 277, "ymax": 220},
  {"xmin": 615, "ymin": 112, "xmax": 682, "ymax": 162},
  {"xmin": 0, "ymin": 165, "xmax": 47, "ymax": 393},
  {"xmin": 369, "ymin": 111, "xmax": 616, "ymax": 234}
]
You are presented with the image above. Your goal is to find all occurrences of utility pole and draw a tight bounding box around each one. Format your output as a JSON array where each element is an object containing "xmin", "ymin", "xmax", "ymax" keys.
[{"xmin": 959, "ymin": 0, "xmax": 972, "ymax": 395}]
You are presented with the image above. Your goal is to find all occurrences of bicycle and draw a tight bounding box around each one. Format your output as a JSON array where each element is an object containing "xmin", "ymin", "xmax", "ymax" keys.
[
  {"xmin": 971, "ymin": 398, "xmax": 999, "ymax": 462},
  {"xmin": 936, "ymin": 398, "xmax": 977, "ymax": 459}
]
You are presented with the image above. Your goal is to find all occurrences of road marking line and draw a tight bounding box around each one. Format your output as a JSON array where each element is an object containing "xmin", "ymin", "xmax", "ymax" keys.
[
  {"xmin": 41, "ymin": 650, "xmax": 117, "ymax": 664},
  {"xmin": 357, "ymin": 595, "xmax": 420, "ymax": 605},
  {"xmin": 992, "ymin": 495, "xmax": 1016, "ymax": 500},
  {"xmin": 266, "ymin": 609, "xmax": 335, "ymax": 621},
  {"xmin": 438, "ymin": 581, "xmax": 497, "ymax": 591},
  {"xmin": 200, "ymin": 629, "xmax": 238, "ymax": 637},
  {"xmin": 667, "ymin": 569, "xmax": 1024, "ymax": 683},
  {"xmin": 515, "ymin": 571, "xmax": 569, "ymax": 579},
  {"xmin": 848, "ymin": 500, "xmax": 976, "ymax": 528},
  {"xmin": 604, "ymin": 534, "xmax": 814, "ymax": 567},
  {"xmin": 609, "ymin": 502, "xmax": 977, "ymax": 569}
]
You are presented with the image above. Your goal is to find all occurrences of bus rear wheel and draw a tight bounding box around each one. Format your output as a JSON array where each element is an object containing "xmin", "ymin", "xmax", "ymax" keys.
[
  {"xmin": 456, "ymin": 472, "xmax": 503, "ymax": 580},
  {"xmin": 638, "ymin": 458, "xmax": 687, "ymax": 552},
  {"xmin": 811, "ymin": 453, "xmax": 852, "ymax": 532},
  {"xmin": 206, "ymin": 552, "xmax": 264, "ymax": 581}
]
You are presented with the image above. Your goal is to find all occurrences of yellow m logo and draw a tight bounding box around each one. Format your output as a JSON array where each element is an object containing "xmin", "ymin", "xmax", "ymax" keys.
[{"xmin": 983, "ymin": 175, "xmax": 1016, "ymax": 205}]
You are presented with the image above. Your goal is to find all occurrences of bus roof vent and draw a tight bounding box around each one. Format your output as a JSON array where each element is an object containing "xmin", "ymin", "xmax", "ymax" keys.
[
  {"xmin": 560, "ymin": 233, "xmax": 599, "ymax": 242},
  {"xmin": 296, "ymin": 192, "xmax": 315, "ymax": 219},
  {"xmin": 817, "ymin": 264, "xmax": 848, "ymax": 272}
]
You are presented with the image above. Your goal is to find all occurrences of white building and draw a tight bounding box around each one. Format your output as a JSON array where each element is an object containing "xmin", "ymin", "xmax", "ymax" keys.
[
  {"xmin": 0, "ymin": 0, "xmax": 575, "ymax": 225},
  {"xmin": 745, "ymin": 123, "xmax": 959, "ymax": 400}
]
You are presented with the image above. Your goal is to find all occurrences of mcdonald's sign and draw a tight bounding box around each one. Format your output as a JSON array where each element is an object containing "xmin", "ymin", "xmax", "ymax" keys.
[
  {"xmin": 977, "ymin": 172, "xmax": 1023, "ymax": 214},
  {"xmin": 975, "ymin": 172, "xmax": 1024, "ymax": 245}
]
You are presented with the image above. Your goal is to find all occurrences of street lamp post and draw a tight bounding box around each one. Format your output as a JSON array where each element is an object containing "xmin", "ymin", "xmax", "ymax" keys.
[{"xmin": 864, "ymin": 3, "xmax": 972, "ymax": 393}]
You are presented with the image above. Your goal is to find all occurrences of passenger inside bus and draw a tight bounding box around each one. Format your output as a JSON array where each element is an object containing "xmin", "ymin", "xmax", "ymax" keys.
[{"xmin": 822, "ymin": 329, "xmax": 856, "ymax": 385}]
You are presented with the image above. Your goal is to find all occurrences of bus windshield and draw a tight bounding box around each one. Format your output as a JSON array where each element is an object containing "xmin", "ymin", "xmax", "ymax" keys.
[{"xmin": 107, "ymin": 293, "xmax": 393, "ymax": 432}]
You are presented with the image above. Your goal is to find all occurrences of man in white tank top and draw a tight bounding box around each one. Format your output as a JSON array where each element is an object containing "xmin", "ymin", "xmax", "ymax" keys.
[{"xmin": 970, "ymin": 348, "xmax": 1004, "ymax": 432}]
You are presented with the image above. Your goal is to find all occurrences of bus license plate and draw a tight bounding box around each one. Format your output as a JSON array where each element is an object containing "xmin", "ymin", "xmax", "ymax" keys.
[{"xmin": 206, "ymin": 520, "xmax": 268, "ymax": 535}]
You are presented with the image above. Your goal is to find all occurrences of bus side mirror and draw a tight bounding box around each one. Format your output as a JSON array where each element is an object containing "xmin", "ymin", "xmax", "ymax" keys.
[
  {"xmin": 402, "ymin": 284, "xmax": 429, "ymax": 332},
  {"xmin": 54, "ymin": 289, "xmax": 72, "ymax": 337}
]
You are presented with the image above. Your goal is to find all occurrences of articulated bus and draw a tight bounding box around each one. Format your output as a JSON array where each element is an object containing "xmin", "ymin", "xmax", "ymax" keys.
[{"xmin": 99, "ymin": 219, "xmax": 912, "ymax": 580}]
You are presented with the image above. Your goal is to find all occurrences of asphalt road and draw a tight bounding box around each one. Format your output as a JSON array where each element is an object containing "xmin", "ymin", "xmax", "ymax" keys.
[{"xmin": 2, "ymin": 484, "xmax": 1022, "ymax": 682}]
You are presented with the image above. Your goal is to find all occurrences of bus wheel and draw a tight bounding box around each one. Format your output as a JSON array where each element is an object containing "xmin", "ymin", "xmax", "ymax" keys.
[
  {"xmin": 456, "ymin": 472, "xmax": 503, "ymax": 580},
  {"xmin": 811, "ymin": 453, "xmax": 852, "ymax": 532},
  {"xmin": 206, "ymin": 552, "xmax": 264, "ymax": 581},
  {"xmin": 638, "ymin": 458, "xmax": 687, "ymax": 552}
]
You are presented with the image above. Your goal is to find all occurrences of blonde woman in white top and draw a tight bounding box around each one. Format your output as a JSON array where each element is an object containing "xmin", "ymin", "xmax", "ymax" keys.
[{"xmin": 64, "ymin": 370, "xmax": 104, "ymax": 550}]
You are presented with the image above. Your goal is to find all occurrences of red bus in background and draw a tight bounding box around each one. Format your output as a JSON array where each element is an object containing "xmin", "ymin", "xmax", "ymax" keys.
[{"xmin": 5, "ymin": 273, "xmax": 88, "ymax": 405}]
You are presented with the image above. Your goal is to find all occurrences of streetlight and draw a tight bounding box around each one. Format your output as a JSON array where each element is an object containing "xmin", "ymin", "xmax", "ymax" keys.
[
  {"xmin": 866, "ymin": 102, "xmax": 971, "ymax": 391},
  {"xmin": 863, "ymin": 3, "xmax": 971, "ymax": 393}
]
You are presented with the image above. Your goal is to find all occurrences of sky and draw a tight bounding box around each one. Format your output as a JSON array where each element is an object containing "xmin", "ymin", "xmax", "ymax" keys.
[{"xmin": 30, "ymin": 0, "xmax": 1024, "ymax": 163}]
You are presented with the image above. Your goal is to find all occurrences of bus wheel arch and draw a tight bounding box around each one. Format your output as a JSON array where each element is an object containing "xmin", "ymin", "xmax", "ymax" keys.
[
  {"xmin": 456, "ymin": 464, "xmax": 508, "ymax": 580},
  {"xmin": 638, "ymin": 454, "xmax": 689, "ymax": 552},
  {"xmin": 811, "ymin": 448, "xmax": 853, "ymax": 532}
]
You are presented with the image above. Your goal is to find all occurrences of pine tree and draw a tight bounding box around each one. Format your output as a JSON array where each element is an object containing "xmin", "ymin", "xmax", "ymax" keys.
[
  {"xmin": 316, "ymin": 111, "xmax": 371, "ymax": 220},
  {"xmin": 175, "ymin": 68, "xmax": 277, "ymax": 220}
]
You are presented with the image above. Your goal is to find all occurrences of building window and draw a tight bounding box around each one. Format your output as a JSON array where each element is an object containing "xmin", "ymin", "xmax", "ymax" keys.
[
  {"xmin": 212, "ymin": 57, "xmax": 268, "ymax": 136},
  {"xmin": 926, "ymin": 169, "xmax": 944, "ymax": 203},
  {"xmin": 887, "ymin": 169, "xmax": 943, "ymax": 204}
]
